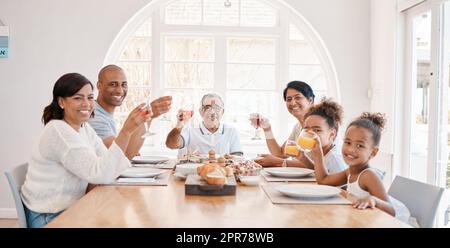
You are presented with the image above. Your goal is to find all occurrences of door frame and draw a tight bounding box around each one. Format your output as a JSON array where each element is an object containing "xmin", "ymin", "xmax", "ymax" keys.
[
  {"xmin": 401, "ymin": 0, "xmax": 443, "ymax": 184},
  {"xmin": 399, "ymin": 0, "xmax": 448, "ymax": 227}
]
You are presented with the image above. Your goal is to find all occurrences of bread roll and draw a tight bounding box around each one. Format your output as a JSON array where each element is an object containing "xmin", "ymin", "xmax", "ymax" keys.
[
  {"xmin": 197, "ymin": 163, "xmax": 234, "ymax": 186},
  {"xmin": 217, "ymin": 157, "xmax": 225, "ymax": 164},
  {"xmin": 205, "ymin": 171, "xmax": 227, "ymax": 185},
  {"xmin": 197, "ymin": 164, "xmax": 218, "ymax": 179}
]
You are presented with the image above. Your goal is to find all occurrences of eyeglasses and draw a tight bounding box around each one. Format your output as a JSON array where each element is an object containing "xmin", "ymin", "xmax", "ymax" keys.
[{"xmin": 202, "ymin": 104, "xmax": 223, "ymax": 112}]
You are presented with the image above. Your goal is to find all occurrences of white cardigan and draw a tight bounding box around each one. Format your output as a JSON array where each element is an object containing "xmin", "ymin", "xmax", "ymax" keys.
[{"xmin": 21, "ymin": 120, "xmax": 130, "ymax": 213}]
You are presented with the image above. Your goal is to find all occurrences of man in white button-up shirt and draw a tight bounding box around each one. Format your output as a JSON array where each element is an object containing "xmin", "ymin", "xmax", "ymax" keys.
[{"xmin": 165, "ymin": 93, "xmax": 243, "ymax": 157}]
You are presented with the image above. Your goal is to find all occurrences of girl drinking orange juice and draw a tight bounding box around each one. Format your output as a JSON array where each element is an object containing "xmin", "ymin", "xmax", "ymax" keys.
[
  {"xmin": 309, "ymin": 112, "xmax": 411, "ymax": 222},
  {"xmin": 295, "ymin": 98, "xmax": 347, "ymax": 173}
]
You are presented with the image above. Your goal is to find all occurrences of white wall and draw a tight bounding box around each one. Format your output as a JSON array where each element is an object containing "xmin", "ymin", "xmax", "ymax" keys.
[
  {"xmin": 285, "ymin": 0, "xmax": 371, "ymax": 125},
  {"xmin": 369, "ymin": 0, "xmax": 398, "ymax": 185},
  {"xmin": 0, "ymin": 0, "xmax": 151, "ymax": 218},
  {"xmin": 0, "ymin": 0, "xmax": 371, "ymax": 217}
]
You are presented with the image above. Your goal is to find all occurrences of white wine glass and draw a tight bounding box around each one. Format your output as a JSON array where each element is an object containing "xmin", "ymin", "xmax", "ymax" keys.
[
  {"xmin": 249, "ymin": 113, "xmax": 262, "ymax": 140},
  {"xmin": 180, "ymin": 103, "xmax": 194, "ymax": 127},
  {"xmin": 141, "ymin": 96, "xmax": 156, "ymax": 139}
]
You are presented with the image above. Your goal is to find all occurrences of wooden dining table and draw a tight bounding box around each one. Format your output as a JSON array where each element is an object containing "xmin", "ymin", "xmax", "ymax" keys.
[{"xmin": 46, "ymin": 171, "xmax": 409, "ymax": 228}]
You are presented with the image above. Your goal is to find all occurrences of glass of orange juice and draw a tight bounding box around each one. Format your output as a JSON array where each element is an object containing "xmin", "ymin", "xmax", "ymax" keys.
[
  {"xmin": 297, "ymin": 130, "xmax": 317, "ymax": 152},
  {"xmin": 284, "ymin": 140, "xmax": 299, "ymax": 157}
]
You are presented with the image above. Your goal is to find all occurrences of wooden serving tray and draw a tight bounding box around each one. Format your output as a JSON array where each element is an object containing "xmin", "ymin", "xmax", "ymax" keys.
[{"xmin": 185, "ymin": 175, "xmax": 236, "ymax": 196}]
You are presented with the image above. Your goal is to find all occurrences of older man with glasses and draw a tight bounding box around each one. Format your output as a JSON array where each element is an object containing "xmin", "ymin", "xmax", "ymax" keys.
[{"xmin": 165, "ymin": 93, "xmax": 243, "ymax": 157}]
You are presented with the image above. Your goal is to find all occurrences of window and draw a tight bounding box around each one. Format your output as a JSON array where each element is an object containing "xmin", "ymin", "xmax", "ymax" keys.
[
  {"xmin": 105, "ymin": 0, "xmax": 338, "ymax": 154},
  {"xmin": 441, "ymin": 1, "xmax": 450, "ymax": 193},
  {"xmin": 226, "ymin": 37, "xmax": 277, "ymax": 139},
  {"xmin": 440, "ymin": 0, "xmax": 450, "ymax": 228},
  {"xmin": 408, "ymin": 10, "xmax": 432, "ymax": 183},
  {"xmin": 164, "ymin": 37, "xmax": 214, "ymax": 89},
  {"xmin": 115, "ymin": 19, "xmax": 152, "ymax": 129},
  {"xmin": 401, "ymin": 0, "xmax": 450, "ymax": 227}
]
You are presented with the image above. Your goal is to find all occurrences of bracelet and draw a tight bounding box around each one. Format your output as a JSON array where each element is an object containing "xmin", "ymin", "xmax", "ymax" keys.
[
  {"xmin": 282, "ymin": 159, "xmax": 287, "ymax": 167},
  {"xmin": 264, "ymin": 129, "xmax": 275, "ymax": 139}
]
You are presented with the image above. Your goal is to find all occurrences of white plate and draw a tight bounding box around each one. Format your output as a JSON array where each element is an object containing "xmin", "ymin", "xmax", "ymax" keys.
[
  {"xmin": 226, "ymin": 155, "xmax": 245, "ymax": 162},
  {"xmin": 173, "ymin": 172, "xmax": 187, "ymax": 180},
  {"xmin": 116, "ymin": 177, "xmax": 156, "ymax": 183},
  {"xmin": 239, "ymin": 176, "xmax": 260, "ymax": 186},
  {"xmin": 276, "ymin": 184, "xmax": 341, "ymax": 199},
  {"xmin": 131, "ymin": 156, "xmax": 170, "ymax": 164},
  {"xmin": 120, "ymin": 168, "xmax": 166, "ymax": 178},
  {"xmin": 175, "ymin": 163, "xmax": 202, "ymax": 176},
  {"xmin": 186, "ymin": 155, "xmax": 209, "ymax": 163},
  {"xmin": 264, "ymin": 167, "xmax": 314, "ymax": 178}
]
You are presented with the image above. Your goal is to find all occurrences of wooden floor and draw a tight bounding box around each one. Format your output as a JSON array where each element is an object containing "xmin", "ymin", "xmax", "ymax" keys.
[{"xmin": 0, "ymin": 219, "xmax": 18, "ymax": 228}]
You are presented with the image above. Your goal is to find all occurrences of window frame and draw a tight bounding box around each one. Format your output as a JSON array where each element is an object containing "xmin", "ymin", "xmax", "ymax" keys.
[
  {"xmin": 398, "ymin": 0, "xmax": 449, "ymax": 227},
  {"xmin": 104, "ymin": 0, "xmax": 340, "ymax": 155}
]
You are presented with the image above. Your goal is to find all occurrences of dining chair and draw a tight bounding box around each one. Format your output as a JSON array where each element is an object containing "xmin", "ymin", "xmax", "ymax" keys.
[
  {"xmin": 445, "ymin": 205, "xmax": 450, "ymax": 226},
  {"xmin": 388, "ymin": 176, "xmax": 444, "ymax": 228},
  {"xmin": 4, "ymin": 163, "xmax": 29, "ymax": 228}
]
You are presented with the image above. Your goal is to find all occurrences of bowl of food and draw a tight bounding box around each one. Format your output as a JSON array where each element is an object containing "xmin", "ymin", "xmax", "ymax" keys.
[
  {"xmin": 175, "ymin": 163, "xmax": 202, "ymax": 176},
  {"xmin": 229, "ymin": 160, "xmax": 262, "ymax": 177},
  {"xmin": 189, "ymin": 154, "xmax": 209, "ymax": 163},
  {"xmin": 239, "ymin": 175, "xmax": 260, "ymax": 186}
]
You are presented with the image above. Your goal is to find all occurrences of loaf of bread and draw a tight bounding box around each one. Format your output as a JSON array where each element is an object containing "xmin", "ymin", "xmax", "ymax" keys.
[
  {"xmin": 197, "ymin": 163, "xmax": 218, "ymax": 179},
  {"xmin": 197, "ymin": 163, "xmax": 233, "ymax": 185},
  {"xmin": 205, "ymin": 171, "xmax": 227, "ymax": 185}
]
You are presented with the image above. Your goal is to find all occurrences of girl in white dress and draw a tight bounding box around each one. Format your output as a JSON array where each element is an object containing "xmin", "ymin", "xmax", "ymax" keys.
[{"xmin": 309, "ymin": 113, "xmax": 410, "ymax": 222}]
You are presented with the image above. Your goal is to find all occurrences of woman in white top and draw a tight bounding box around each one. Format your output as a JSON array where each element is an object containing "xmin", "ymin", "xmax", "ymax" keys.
[
  {"xmin": 309, "ymin": 112, "xmax": 409, "ymax": 221},
  {"xmin": 295, "ymin": 98, "xmax": 347, "ymax": 173},
  {"xmin": 254, "ymin": 81, "xmax": 315, "ymax": 167},
  {"xmin": 21, "ymin": 73, "xmax": 151, "ymax": 228}
]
